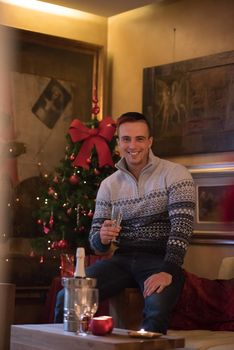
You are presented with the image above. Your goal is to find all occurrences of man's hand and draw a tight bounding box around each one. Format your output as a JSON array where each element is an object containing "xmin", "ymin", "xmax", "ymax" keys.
[
  {"xmin": 100, "ymin": 220, "xmax": 121, "ymax": 245},
  {"xmin": 143, "ymin": 272, "xmax": 172, "ymax": 297}
]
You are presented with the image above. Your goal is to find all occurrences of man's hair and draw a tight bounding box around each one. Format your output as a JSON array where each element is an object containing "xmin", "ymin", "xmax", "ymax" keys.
[{"xmin": 116, "ymin": 112, "xmax": 152, "ymax": 136}]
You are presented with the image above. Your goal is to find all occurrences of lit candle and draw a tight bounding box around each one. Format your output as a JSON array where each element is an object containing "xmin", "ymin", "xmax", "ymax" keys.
[
  {"xmin": 90, "ymin": 316, "xmax": 114, "ymax": 336},
  {"xmin": 128, "ymin": 329, "xmax": 162, "ymax": 338}
]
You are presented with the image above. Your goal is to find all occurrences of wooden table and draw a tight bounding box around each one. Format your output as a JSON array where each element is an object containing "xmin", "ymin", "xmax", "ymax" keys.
[{"xmin": 10, "ymin": 323, "xmax": 185, "ymax": 350}]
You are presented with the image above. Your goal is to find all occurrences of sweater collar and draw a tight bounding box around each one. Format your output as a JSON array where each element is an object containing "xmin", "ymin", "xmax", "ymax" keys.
[{"xmin": 116, "ymin": 149, "xmax": 160, "ymax": 174}]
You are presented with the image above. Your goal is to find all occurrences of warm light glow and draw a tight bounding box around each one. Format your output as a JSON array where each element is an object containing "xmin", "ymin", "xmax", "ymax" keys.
[
  {"xmin": 139, "ymin": 328, "xmax": 146, "ymax": 334},
  {"xmin": 1, "ymin": 0, "xmax": 100, "ymax": 19}
]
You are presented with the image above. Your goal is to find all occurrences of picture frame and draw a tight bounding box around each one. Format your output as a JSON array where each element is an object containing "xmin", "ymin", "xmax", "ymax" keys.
[
  {"xmin": 142, "ymin": 50, "xmax": 234, "ymax": 157},
  {"xmin": 188, "ymin": 163, "xmax": 234, "ymax": 245},
  {"xmin": 9, "ymin": 27, "xmax": 103, "ymax": 182}
]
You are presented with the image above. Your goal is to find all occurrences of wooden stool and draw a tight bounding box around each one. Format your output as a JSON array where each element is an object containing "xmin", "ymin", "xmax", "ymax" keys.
[
  {"xmin": 0, "ymin": 283, "xmax": 15, "ymax": 350},
  {"xmin": 109, "ymin": 288, "xmax": 143, "ymax": 330}
]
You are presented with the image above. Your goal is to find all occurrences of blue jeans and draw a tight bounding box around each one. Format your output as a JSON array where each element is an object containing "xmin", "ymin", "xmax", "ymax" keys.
[{"xmin": 54, "ymin": 252, "xmax": 184, "ymax": 334}]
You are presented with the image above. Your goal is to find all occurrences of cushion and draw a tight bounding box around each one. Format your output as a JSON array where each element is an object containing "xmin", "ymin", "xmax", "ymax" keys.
[{"xmin": 170, "ymin": 270, "xmax": 234, "ymax": 331}]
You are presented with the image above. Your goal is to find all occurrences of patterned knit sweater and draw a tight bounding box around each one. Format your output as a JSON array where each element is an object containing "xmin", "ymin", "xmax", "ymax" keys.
[{"xmin": 89, "ymin": 151, "xmax": 195, "ymax": 275}]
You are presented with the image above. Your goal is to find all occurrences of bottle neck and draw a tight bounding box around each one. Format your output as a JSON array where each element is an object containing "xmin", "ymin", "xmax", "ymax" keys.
[{"xmin": 74, "ymin": 255, "xmax": 86, "ymax": 278}]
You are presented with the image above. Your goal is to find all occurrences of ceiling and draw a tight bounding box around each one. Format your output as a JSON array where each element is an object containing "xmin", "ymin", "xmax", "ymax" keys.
[{"xmin": 40, "ymin": 0, "xmax": 163, "ymax": 17}]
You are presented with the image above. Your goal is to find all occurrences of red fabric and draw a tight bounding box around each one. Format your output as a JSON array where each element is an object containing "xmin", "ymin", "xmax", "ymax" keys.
[
  {"xmin": 170, "ymin": 270, "xmax": 234, "ymax": 331},
  {"xmin": 220, "ymin": 185, "xmax": 234, "ymax": 222}
]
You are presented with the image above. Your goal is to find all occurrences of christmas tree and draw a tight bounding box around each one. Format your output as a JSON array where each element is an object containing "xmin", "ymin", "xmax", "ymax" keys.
[{"xmin": 34, "ymin": 100, "xmax": 119, "ymax": 256}]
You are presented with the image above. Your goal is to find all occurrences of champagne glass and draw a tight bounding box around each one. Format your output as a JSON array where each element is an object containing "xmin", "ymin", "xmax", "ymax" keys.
[
  {"xmin": 111, "ymin": 204, "xmax": 123, "ymax": 244},
  {"xmin": 74, "ymin": 288, "xmax": 99, "ymax": 336}
]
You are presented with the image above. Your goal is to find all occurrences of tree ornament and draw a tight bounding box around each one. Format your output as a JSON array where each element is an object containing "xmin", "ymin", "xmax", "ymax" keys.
[
  {"xmin": 92, "ymin": 106, "xmax": 100, "ymax": 115},
  {"xmin": 76, "ymin": 204, "xmax": 80, "ymax": 226},
  {"xmin": 51, "ymin": 241, "xmax": 58, "ymax": 250},
  {"xmin": 37, "ymin": 219, "xmax": 43, "ymax": 225},
  {"xmin": 67, "ymin": 208, "xmax": 72, "ymax": 215},
  {"xmin": 53, "ymin": 175, "xmax": 59, "ymax": 183},
  {"xmin": 49, "ymin": 212, "xmax": 54, "ymax": 228},
  {"xmin": 69, "ymin": 117, "xmax": 116, "ymax": 170},
  {"xmin": 48, "ymin": 187, "xmax": 55, "ymax": 196},
  {"xmin": 43, "ymin": 224, "xmax": 50, "ymax": 234},
  {"xmin": 70, "ymin": 153, "xmax": 75, "ymax": 161},
  {"xmin": 87, "ymin": 210, "xmax": 93, "ymax": 218},
  {"xmin": 86, "ymin": 157, "xmax": 91, "ymax": 164},
  {"xmin": 58, "ymin": 239, "xmax": 68, "ymax": 250},
  {"xmin": 94, "ymin": 168, "xmax": 100, "ymax": 176},
  {"xmin": 92, "ymin": 96, "xmax": 98, "ymax": 104},
  {"xmin": 69, "ymin": 174, "xmax": 79, "ymax": 185}
]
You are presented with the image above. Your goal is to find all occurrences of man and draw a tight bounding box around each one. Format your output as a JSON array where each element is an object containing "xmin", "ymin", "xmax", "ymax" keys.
[
  {"xmin": 55, "ymin": 112, "xmax": 195, "ymax": 334},
  {"xmin": 86, "ymin": 112, "xmax": 195, "ymax": 333}
]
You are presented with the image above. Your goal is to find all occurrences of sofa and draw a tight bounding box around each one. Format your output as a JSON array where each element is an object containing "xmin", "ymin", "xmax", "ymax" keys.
[{"xmin": 109, "ymin": 257, "xmax": 234, "ymax": 350}]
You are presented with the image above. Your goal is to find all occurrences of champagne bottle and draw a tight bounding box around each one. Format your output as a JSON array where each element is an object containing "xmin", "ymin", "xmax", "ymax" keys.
[{"xmin": 74, "ymin": 247, "xmax": 86, "ymax": 278}]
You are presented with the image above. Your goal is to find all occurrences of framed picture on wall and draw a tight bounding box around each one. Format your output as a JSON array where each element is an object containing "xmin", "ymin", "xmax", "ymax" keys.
[
  {"xmin": 142, "ymin": 50, "xmax": 234, "ymax": 157},
  {"xmin": 189, "ymin": 163, "xmax": 234, "ymax": 245}
]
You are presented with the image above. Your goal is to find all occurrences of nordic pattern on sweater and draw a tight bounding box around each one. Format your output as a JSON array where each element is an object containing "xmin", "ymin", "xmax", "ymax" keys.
[{"xmin": 89, "ymin": 153, "xmax": 195, "ymax": 274}]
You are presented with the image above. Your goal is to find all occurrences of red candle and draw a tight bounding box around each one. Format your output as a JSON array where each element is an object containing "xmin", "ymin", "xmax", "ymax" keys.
[{"xmin": 90, "ymin": 316, "xmax": 114, "ymax": 336}]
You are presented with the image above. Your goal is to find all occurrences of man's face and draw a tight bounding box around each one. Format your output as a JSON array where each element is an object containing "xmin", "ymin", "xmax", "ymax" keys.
[{"xmin": 117, "ymin": 121, "xmax": 153, "ymax": 170}]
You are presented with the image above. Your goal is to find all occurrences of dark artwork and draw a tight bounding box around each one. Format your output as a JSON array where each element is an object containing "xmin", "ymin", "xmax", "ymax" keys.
[
  {"xmin": 32, "ymin": 78, "xmax": 71, "ymax": 129},
  {"xmin": 198, "ymin": 185, "xmax": 230, "ymax": 223},
  {"xmin": 143, "ymin": 50, "xmax": 234, "ymax": 156}
]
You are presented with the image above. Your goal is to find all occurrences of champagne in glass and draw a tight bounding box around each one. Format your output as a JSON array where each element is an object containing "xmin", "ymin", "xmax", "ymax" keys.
[{"xmin": 111, "ymin": 204, "xmax": 123, "ymax": 244}]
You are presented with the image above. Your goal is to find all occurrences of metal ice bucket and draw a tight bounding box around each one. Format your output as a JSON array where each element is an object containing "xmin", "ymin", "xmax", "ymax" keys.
[{"xmin": 62, "ymin": 277, "xmax": 97, "ymax": 332}]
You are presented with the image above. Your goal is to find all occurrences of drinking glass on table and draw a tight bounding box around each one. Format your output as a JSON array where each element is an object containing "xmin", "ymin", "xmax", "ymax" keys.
[
  {"xmin": 111, "ymin": 204, "xmax": 123, "ymax": 245},
  {"xmin": 74, "ymin": 288, "xmax": 99, "ymax": 336}
]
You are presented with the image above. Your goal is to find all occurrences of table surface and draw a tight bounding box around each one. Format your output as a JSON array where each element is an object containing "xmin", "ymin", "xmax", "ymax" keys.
[{"xmin": 10, "ymin": 323, "xmax": 185, "ymax": 350}]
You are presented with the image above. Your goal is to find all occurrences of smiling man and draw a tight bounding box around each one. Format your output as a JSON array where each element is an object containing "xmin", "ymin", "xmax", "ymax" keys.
[
  {"xmin": 86, "ymin": 112, "xmax": 196, "ymax": 334},
  {"xmin": 55, "ymin": 112, "xmax": 195, "ymax": 334}
]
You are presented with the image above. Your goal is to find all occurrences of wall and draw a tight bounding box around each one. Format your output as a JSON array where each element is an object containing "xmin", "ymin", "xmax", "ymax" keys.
[
  {"xmin": 0, "ymin": 2, "xmax": 107, "ymax": 46},
  {"xmin": 108, "ymin": 0, "xmax": 234, "ymax": 278}
]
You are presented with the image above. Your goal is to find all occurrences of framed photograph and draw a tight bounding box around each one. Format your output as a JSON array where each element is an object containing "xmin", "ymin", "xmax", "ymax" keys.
[
  {"xmin": 32, "ymin": 78, "xmax": 72, "ymax": 129},
  {"xmin": 189, "ymin": 163, "xmax": 234, "ymax": 245},
  {"xmin": 142, "ymin": 50, "xmax": 234, "ymax": 157}
]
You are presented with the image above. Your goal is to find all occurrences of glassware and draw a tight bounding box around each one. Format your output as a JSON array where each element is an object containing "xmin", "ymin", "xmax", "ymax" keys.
[
  {"xmin": 111, "ymin": 204, "xmax": 123, "ymax": 244},
  {"xmin": 74, "ymin": 288, "xmax": 99, "ymax": 336}
]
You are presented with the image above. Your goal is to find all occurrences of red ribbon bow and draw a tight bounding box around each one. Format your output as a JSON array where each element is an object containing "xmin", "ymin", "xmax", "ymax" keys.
[{"xmin": 68, "ymin": 117, "xmax": 116, "ymax": 169}]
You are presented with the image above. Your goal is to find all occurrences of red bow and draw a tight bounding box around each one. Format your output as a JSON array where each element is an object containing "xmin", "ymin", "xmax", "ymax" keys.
[{"xmin": 68, "ymin": 117, "xmax": 116, "ymax": 169}]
